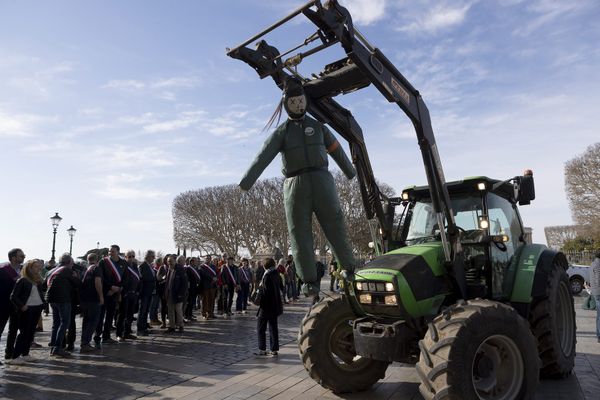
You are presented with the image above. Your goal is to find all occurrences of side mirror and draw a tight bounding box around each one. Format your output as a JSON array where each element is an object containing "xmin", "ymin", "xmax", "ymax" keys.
[{"xmin": 517, "ymin": 171, "xmax": 535, "ymax": 206}]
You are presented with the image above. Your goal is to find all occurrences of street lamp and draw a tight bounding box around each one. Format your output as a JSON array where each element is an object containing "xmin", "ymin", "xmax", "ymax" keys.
[
  {"xmin": 67, "ymin": 225, "xmax": 77, "ymax": 256},
  {"xmin": 50, "ymin": 212, "xmax": 62, "ymax": 262}
]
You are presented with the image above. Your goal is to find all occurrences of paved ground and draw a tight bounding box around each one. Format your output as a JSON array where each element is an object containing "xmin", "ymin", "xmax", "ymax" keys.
[{"xmin": 1, "ymin": 283, "xmax": 599, "ymax": 399}]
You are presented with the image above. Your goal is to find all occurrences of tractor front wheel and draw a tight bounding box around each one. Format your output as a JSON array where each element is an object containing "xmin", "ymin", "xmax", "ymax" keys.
[
  {"xmin": 529, "ymin": 261, "xmax": 576, "ymax": 378},
  {"xmin": 417, "ymin": 299, "xmax": 539, "ymax": 400},
  {"xmin": 298, "ymin": 296, "xmax": 389, "ymax": 393}
]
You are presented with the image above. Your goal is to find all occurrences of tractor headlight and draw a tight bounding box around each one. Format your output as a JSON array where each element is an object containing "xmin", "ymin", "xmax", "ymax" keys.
[
  {"xmin": 384, "ymin": 295, "xmax": 397, "ymax": 305},
  {"xmin": 356, "ymin": 282, "xmax": 363, "ymax": 291},
  {"xmin": 385, "ymin": 282, "xmax": 394, "ymax": 292},
  {"xmin": 477, "ymin": 182, "xmax": 486, "ymax": 191},
  {"xmin": 359, "ymin": 294, "xmax": 372, "ymax": 304}
]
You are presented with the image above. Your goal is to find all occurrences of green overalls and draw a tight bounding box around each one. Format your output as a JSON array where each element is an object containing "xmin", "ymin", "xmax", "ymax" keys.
[{"xmin": 239, "ymin": 116, "xmax": 356, "ymax": 292}]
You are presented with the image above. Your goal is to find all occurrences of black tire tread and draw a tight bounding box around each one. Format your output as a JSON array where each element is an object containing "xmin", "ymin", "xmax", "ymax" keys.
[{"xmin": 297, "ymin": 297, "xmax": 389, "ymax": 393}]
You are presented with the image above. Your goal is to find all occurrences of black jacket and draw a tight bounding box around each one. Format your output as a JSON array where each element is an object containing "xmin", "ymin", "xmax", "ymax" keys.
[
  {"xmin": 45, "ymin": 266, "xmax": 80, "ymax": 304},
  {"xmin": 138, "ymin": 261, "xmax": 156, "ymax": 297},
  {"xmin": 0, "ymin": 264, "xmax": 20, "ymax": 313},
  {"xmin": 11, "ymin": 278, "xmax": 46, "ymax": 310},
  {"xmin": 258, "ymin": 268, "xmax": 284, "ymax": 318},
  {"xmin": 199, "ymin": 263, "xmax": 218, "ymax": 290},
  {"xmin": 98, "ymin": 256, "xmax": 127, "ymax": 296},
  {"xmin": 164, "ymin": 265, "xmax": 188, "ymax": 303}
]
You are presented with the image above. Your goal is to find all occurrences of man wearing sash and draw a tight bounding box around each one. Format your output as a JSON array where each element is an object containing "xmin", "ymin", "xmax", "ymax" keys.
[
  {"xmin": 236, "ymin": 258, "xmax": 252, "ymax": 314},
  {"xmin": 221, "ymin": 256, "xmax": 239, "ymax": 317},
  {"xmin": 199, "ymin": 255, "xmax": 218, "ymax": 319},
  {"xmin": 116, "ymin": 250, "xmax": 141, "ymax": 341},
  {"xmin": 184, "ymin": 257, "xmax": 201, "ymax": 322},
  {"xmin": 94, "ymin": 244, "xmax": 126, "ymax": 346}
]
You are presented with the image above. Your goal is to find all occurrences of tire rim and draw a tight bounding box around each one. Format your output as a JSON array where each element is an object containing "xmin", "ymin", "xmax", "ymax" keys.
[
  {"xmin": 472, "ymin": 334, "xmax": 524, "ymax": 400},
  {"xmin": 557, "ymin": 280, "xmax": 575, "ymax": 356},
  {"xmin": 327, "ymin": 319, "xmax": 370, "ymax": 371},
  {"xmin": 570, "ymin": 279, "xmax": 582, "ymax": 294}
]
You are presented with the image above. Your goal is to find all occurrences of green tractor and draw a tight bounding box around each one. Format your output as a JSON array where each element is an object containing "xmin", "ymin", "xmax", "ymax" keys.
[
  {"xmin": 227, "ymin": 1, "xmax": 576, "ymax": 398},
  {"xmin": 299, "ymin": 175, "xmax": 575, "ymax": 399}
]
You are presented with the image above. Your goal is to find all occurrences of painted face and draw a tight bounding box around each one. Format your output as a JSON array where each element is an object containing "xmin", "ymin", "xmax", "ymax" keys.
[{"xmin": 284, "ymin": 94, "xmax": 307, "ymax": 118}]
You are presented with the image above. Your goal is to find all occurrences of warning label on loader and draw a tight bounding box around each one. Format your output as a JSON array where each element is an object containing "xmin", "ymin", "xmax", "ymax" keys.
[{"xmin": 391, "ymin": 77, "xmax": 410, "ymax": 105}]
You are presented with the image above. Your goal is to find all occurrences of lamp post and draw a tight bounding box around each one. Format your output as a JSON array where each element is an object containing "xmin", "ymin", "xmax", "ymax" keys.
[
  {"xmin": 50, "ymin": 212, "xmax": 62, "ymax": 262},
  {"xmin": 67, "ymin": 225, "xmax": 77, "ymax": 256}
]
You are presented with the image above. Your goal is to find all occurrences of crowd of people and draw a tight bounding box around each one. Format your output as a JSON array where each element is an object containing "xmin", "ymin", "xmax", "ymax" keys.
[{"xmin": 0, "ymin": 246, "xmax": 330, "ymax": 365}]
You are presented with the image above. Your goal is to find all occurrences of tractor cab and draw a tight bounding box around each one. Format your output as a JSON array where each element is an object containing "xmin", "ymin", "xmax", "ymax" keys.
[{"xmin": 395, "ymin": 175, "xmax": 532, "ymax": 301}]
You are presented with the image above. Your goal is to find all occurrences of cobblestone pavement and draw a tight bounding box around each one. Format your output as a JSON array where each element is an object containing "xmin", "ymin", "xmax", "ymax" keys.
[{"xmin": 1, "ymin": 284, "xmax": 599, "ymax": 399}]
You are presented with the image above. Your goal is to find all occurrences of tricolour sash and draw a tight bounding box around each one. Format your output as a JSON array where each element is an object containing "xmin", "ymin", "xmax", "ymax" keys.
[
  {"xmin": 47, "ymin": 266, "xmax": 66, "ymax": 286},
  {"xmin": 104, "ymin": 257, "xmax": 122, "ymax": 284}
]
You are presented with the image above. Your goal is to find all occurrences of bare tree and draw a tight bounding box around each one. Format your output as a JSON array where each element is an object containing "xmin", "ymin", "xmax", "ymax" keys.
[
  {"xmin": 565, "ymin": 143, "xmax": 600, "ymax": 241},
  {"xmin": 172, "ymin": 173, "xmax": 395, "ymax": 260}
]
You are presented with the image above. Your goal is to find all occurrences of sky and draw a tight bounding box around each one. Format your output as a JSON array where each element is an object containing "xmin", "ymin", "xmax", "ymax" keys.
[{"xmin": 1, "ymin": 0, "xmax": 599, "ymax": 261}]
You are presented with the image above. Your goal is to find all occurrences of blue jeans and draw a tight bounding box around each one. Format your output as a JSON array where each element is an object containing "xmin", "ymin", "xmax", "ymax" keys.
[
  {"xmin": 50, "ymin": 303, "xmax": 71, "ymax": 350},
  {"xmin": 595, "ymin": 296, "xmax": 600, "ymax": 339},
  {"xmin": 80, "ymin": 302, "xmax": 101, "ymax": 345}
]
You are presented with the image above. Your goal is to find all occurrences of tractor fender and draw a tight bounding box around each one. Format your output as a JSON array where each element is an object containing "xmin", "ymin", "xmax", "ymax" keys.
[{"xmin": 509, "ymin": 244, "xmax": 568, "ymax": 317}]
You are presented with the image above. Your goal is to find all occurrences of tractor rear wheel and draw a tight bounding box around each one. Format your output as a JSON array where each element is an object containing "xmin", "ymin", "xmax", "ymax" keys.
[
  {"xmin": 298, "ymin": 296, "xmax": 389, "ymax": 393},
  {"xmin": 529, "ymin": 261, "xmax": 576, "ymax": 378},
  {"xmin": 417, "ymin": 299, "xmax": 539, "ymax": 400}
]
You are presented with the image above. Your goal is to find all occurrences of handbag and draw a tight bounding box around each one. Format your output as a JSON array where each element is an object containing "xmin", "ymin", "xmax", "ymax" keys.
[{"xmin": 250, "ymin": 271, "xmax": 269, "ymax": 306}]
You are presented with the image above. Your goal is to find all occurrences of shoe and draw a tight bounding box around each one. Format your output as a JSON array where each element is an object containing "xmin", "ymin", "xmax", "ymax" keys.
[
  {"xmin": 178, "ymin": 326, "xmax": 184, "ymax": 332},
  {"xmin": 242, "ymin": 310, "xmax": 247, "ymax": 314},
  {"xmin": 102, "ymin": 337, "xmax": 118, "ymax": 345},
  {"xmin": 7, "ymin": 357, "xmax": 25, "ymax": 365},
  {"xmin": 50, "ymin": 348, "xmax": 70, "ymax": 357},
  {"xmin": 254, "ymin": 350, "xmax": 268, "ymax": 356},
  {"xmin": 30, "ymin": 341, "xmax": 42, "ymax": 348},
  {"xmin": 270, "ymin": 351, "xmax": 278, "ymax": 356},
  {"xmin": 137, "ymin": 331, "xmax": 149, "ymax": 337},
  {"xmin": 149, "ymin": 319, "xmax": 160, "ymax": 326},
  {"xmin": 35, "ymin": 327, "xmax": 43, "ymax": 332},
  {"xmin": 124, "ymin": 334, "xmax": 137, "ymax": 340},
  {"xmin": 160, "ymin": 323, "xmax": 167, "ymax": 329},
  {"xmin": 117, "ymin": 336, "xmax": 126, "ymax": 342},
  {"xmin": 166, "ymin": 328, "xmax": 176, "ymax": 333},
  {"xmin": 21, "ymin": 355, "xmax": 37, "ymax": 362},
  {"xmin": 80, "ymin": 344, "xmax": 96, "ymax": 353},
  {"xmin": 66, "ymin": 344, "xmax": 75, "ymax": 352}
]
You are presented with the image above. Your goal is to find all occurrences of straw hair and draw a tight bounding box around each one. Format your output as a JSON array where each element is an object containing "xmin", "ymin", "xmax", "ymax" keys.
[{"xmin": 21, "ymin": 259, "xmax": 43, "ymax": 285}]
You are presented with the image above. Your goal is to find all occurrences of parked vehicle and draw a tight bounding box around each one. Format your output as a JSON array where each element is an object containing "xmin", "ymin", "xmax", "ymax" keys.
[{"xmin": 567, "ymin": 264, "xmax": 590, "ymax": 295}]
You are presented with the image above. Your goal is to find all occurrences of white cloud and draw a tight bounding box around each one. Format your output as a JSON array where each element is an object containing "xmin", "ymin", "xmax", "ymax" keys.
[
  {"xmin": 93, "ymin": 146, "xmax": 174, "ymax": 169},
  {"xmin": 22, "ymin": 140, "xmax": 72, "ymax": 153},
  {"xmin": 394, "ymin": 1, "xmax": 475, "ymax": 34},
  {"xmin": 343, "ymin": 0, "xmax": 386, "ymax": 25},
  {"xmin": 96, "ymin": 174, "xmax": 169, "ymax": 199},
  {"xmin": 102, "ymin": 76, "xmax": 203, "ymax": 101},
  {"xmin": 513, "ymin": 0, "xmax": 596, "ymax": 36},
  {"xmin": 0, "ymin": 112, "xmax": 57, "ymax": 137},
  {"xmin": 143, "ymin": 110, "xmax": 206, "ymax": 133}
]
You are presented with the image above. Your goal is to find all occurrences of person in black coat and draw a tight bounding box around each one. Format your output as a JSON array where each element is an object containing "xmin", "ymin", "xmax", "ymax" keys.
[
  {"xmin": 1, "ymin": 248, "xmax": 24, "ymax": 361},
  {"xmin": 137, "ymin": 250, "xmax": 157, "ymax": 336},
  {"xmin": 95, "ymin": 244, "xmax": 127, "ymax": 345},
  {"xmin": 198, "ymin": 255, "xmax": 218, "ymax": 319},
  {"xmin": 255, "ymin": 258, "xmax": 284, "ymax": 356},
  {"xmin": 165, "ymin": 255, "xmax": 188, "ymax": 332},
  {"xmin": 10, "ymin": 259, "xmax": 45, "ymax": 362},
  {"xmin": 45, "ymin": 253, "xmax": 80, "ymax": 357}
]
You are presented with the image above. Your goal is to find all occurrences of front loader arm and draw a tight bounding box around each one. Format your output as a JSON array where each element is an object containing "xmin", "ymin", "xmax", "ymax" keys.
[{"xmin": 227, "ymin": 0, "xmax": 466, "ymax": 298}]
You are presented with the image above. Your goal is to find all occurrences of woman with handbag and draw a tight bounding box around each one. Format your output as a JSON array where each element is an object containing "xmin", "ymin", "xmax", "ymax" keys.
[{"xmin": 254, "ymin": 258, "xmax": 284, "ymax": 356}]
